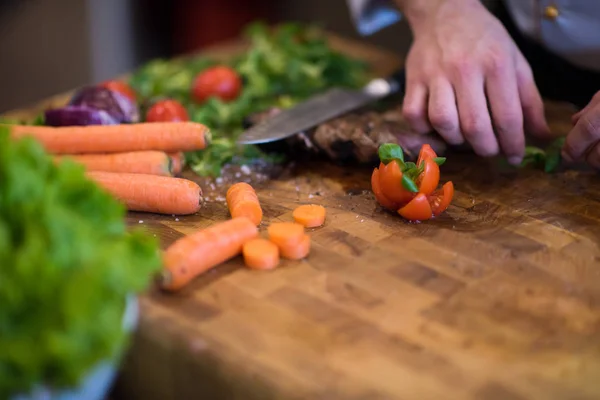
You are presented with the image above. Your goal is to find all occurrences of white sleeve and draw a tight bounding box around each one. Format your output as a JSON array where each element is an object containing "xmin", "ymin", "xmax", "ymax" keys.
[{"xmin": 346, "ymin": 0, "xmax": 402, "ymax": 36}]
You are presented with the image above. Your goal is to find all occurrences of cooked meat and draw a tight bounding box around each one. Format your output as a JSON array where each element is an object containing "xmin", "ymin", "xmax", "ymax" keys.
[{"xmin": 246, "ymin": 104, "xmax": 447, "ymax": 164}]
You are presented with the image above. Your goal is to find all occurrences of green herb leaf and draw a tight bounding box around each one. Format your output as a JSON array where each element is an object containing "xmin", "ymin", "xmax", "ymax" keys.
[
  {"xmin": 401, "ymin": 174, "xmax": 419, "ymax": 193},
  {"xmin": 403, "ymin": 161, "xmax": 416, "ymax": 171},
  {"xmin": 378, "ymin": 143, "xmax": 405, "ymax": 165},
  {"xmin": 433, "ymin": 157, "xmax": 446, "ymax": 166}
]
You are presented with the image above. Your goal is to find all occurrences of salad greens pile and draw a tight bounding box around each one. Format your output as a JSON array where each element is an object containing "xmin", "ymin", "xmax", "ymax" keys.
[
  {"xmin": 0, "ymin": 125, "xmax": 162, "ymax": 398},
  {"xmin": 128, "ymin": 22, "xmax": 370, "ymax": 176}
]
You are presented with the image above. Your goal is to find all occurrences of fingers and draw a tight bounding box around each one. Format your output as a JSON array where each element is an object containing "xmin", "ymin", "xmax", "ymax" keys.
[
  {"xmin": 484, "ymin": 56, "xmax": 525, "ymax": 164},
  {"xmin": 402, "ymin": 82, "xmax": 431, "ymax": 134},
  {"xmin": 585, "ymin": 142, "xmax": 600, "ymax": 169},
  {"xmin": 427, "ymin": 78, "xmax": 463, "ymax": 145},
  {"xmin": 562, "ymin": 104, "xmax": 600, "ymax": 162},
  {"xmin": 515, "ymin": 55, "xmax": 550, "ymax": 137},
  {"xmin": 452, "ymin": 65, "xmax": 499, "ymax": 157}
]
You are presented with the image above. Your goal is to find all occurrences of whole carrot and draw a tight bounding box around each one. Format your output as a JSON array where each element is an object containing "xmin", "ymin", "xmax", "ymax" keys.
[
  {"xmin": 168, "ymin": 152, "xmax": 185, "ymax": 176},
  {"xmin": 6, "ymin": 122, "xmax": 210, "ymax": 154},
  {"xmin": 55, "ymin": 151, "xmax": 173, "ymax": 176},
  {"xmin": 226, "ymin": 182, "xmax": 263, "ymax": 226},
  {"xmin": 87, "ymin": 171, "xmax": 202, "ymax": 215},
  {"xmin": 161, "ymin": 217, "xmax": 259, "ymax": 291}
]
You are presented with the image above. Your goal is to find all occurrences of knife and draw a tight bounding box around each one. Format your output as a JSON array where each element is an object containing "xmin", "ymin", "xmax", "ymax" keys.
[{"xmin": 237, "ymin": 68, "xmax": 406, "ymax": 145}]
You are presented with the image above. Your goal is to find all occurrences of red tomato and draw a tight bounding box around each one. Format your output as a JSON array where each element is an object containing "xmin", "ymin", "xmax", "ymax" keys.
[
  {"xmin": 417, "ymin": 144, "xmax": 438, "ymax": 166},
  {"xmin": 99, "ymin": 80, "xmax": 136, "ymax": 101},
  {"xmin": 146, "ymin": 99, "xmax": 189, "ymax": 122},
  {"xmin": 378, "ymin": 161, "xmax": 415, "ymax": 204},
  {"xmin": 371, "ymin": 168, "xmax": 400, "ymax": 211},
  {"xmin": 415, "ymin": 157, "xmax": 440, "ymax": 195},
  {"xmin": 191, "ymin": 66, "xmax": 242, "ymax": 103},
  {"xmin": 429, "ymin": 181, "xmax": 454, "ymax": 216},
  {"xmin": 397, "ymin": 193, "xmax": 433, "ymax": 222}
]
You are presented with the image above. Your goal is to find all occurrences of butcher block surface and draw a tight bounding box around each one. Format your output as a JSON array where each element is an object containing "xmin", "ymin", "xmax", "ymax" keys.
[{"xmin": 7, "ymin": 34, "xmax": 600, "ymax": 400}]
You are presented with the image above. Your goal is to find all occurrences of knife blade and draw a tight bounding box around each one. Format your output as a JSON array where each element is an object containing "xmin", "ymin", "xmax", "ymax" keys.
[{"xmin": 237, "ymin": 68, "xmax": 406, "ymax": 145}]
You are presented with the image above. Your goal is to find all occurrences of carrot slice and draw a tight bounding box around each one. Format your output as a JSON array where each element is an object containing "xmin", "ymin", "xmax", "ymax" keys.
[
  {"xmin": 161, "ymin": 217, "xmax": 259, "ymax": 291},
  {"xmin": 168, "ymin": 151, "xmax": 186, "ymax": 175},
  {"xmin": 293, "ymin": 204, "xmax": 326, "ymax": 228},
  {"xmin": 267, "ymin": 222, "xmax": 305, "ymax": 248},
  {"xmin": 7, "ymin": 122, "xmax": 210, "ymax": 154},
  {"xmin": 243, "ymin": 238, "xmax": 280, "ymax": 270},
  {"xmin": 87, "ymin": 171, "xmax": 202, "ymax": 215},
  {"xmin": 280, "ymin": 234, "xmax": 311, "ymax": 260},
  {"xmin": 55, "ymin": 151, "xmax": 172, "ymax": 176},
  {"xmin": 226, "ymin": 182, "xmax": 263, "ymax": 226}
]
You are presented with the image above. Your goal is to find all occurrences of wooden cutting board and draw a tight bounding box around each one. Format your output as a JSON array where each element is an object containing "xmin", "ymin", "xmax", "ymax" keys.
[{"xmin": 6, "ymin": 34, "xmax": 600, "ymax": 400}]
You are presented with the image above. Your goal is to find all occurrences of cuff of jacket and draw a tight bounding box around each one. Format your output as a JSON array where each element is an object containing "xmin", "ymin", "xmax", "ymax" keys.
[{"xmin": 347, "ymin": 0, "xmax": 402, "ymax": 36}]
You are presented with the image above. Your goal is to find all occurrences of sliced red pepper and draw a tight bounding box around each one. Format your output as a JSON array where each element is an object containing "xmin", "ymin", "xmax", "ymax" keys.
[
  {"xmin": 415, "ymin": 157, "xmax": 440, "ymax": 195},
  {"xmin": 378, "ymin": 161, "xmax": 415, "ymax": 205},
  {"xmin": 397, "ymin": 193, "xmax": 433, "ymax": 221},
  {"xmin": 371, "ymin": 168, "xmax": 400, "ymax": 211},
  {"xmin": 429, "ymin": 181, "xmax": 454, "ymax": 216}
]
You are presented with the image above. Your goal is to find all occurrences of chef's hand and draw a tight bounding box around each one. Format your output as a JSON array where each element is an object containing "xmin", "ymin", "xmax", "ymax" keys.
[
  {"xmin": 397, "ymin": 0, "xmax": 550, "ymax": 165},
  {"xmin": 563, "ymin": 91, "xmax": 600, "ymax": 169}
]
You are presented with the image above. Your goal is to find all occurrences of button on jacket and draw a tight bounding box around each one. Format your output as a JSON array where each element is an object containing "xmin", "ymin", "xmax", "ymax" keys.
[{"xmin": 346, "ymin": 0, "xmax": 600, "ymax": 72}]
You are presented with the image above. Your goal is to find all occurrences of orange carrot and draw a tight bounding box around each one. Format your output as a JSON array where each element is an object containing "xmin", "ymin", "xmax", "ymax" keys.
[
  {"xmin": 168, "ymin": 152, "xmax": 185, "ymax": 175},
  {"xmin": 243, "ymin": 238, "xmax": 280, "ymax": 270},
  {"xmin": 87, "ymin": 171, "xmax": 202, "ymax": 215},
  {"xmin": 161, "ymin": 217, "xmax": 259, "ymax": 291},
  {"xmin": 55, "ymin": 151, "xmax": 172, "ymax": 176},
  {"xmin": 226, "ymin": 182, "xmax": 263, "ymax": 226},
  {"xmin": 292, "ymin": 204, "xmax": 326, "ymax": 228},
  {"xmin": 280, "ymin": 234, "xmax": 311, "ymax": 260},
  {"xmin": 267, "ymin": 222, "xmax": 305, "ymax": 248},
  {"xmin": 7, "ymin": 122, "xmax": 210, "ymax": 154}
]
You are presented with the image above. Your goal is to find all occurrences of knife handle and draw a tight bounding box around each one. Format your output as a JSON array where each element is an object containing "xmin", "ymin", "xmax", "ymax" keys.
[{"xmin": 384, "ymin": 68, "xmax": 406, "ymax": 95}]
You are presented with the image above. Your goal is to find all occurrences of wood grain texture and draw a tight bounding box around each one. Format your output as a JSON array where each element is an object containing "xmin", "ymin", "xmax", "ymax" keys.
[{"xmin": 5, "ymin": 34, "xmax": 600, "ymax": 400}]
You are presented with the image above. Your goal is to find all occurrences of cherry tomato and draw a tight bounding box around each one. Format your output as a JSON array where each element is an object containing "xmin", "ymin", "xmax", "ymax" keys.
[
  {"xmin": 378, "ymin": 161, "xmax": 415, "ymax": 204},
  {"xmin": 99, "ymin": 80, "xmax": 136, "ymax": 101},
  {"xmin": 417, "ymin": 144, "xmax": 438, "ymax": 166},
  {"xmin": 415, "ymin": 157, "xmax": 440, "ymax": 195},
  {"xmin": 371, "ymin": 168, "xmax": 400, "ymax": 211},
  {"xmin": 397, "ymin": 193, "xmax": 433, "ymax": 221},
  {"xmin": 191, "ymin": 66, "xmax": 242, "ymax": 103},
  {"xmin": 429, "ymin": 181, "xmax": 454, "ymax": 216},
  {"xmin": 146, "ymin": 99, "xmax": 189, "ymax": 122}
]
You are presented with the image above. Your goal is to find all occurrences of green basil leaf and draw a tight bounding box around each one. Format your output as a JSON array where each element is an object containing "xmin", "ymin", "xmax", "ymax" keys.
[
  {"xmin": 544, "ymin": 152, "xmax": 561, "ymax": 173},
  {"xmin": 403, "ymin": 161, "xmax": 416, "ymax": 171},
  {"xmin": 401, "ymin": 174, "xmax": 419, "ymax": 193},
  {"xmin": 378, "ymin": 143, "xmax": 404, "ymax": 164},
  {"xmin": 433, "ymin": 157, "xmax": 446, "ymax": 166}
]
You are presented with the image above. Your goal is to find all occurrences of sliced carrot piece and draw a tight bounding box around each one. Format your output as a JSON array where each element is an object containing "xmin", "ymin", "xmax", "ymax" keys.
[
  {"xmin": 7, "ymin": 122, "xmax": 210, "ymax": 154},
  {"xmin": 243, "ymin": 238, "xmax": 280, "ymax": 270},
  {"xmin": 87, "ymin": 171, "xmax": 202, "ymax": 215},
  {"xmin": 161, "ymin": 217, "xmax": 259, "ymax": 291},
  {"xmin": 226, "ymin": 182, "xmax": 263, "ymax": 226},
  {"xmin": 267, "ymin": 222, "xmax": 305, "ymax": 248},
  {"xmin": 280, "ymin": 234, "xmax": 311, "ymax": 260},
  {"xmin": 292, "ymin": 204, "xmax": 326, "ymax": 228},
  {"xmin": 55, "ymin": 151, "xmax": 172, "ymax": 176}
]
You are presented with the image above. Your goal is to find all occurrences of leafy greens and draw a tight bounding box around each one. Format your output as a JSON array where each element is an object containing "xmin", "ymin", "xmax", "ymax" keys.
[{"xmin": 0, "ymin": 125, "xmax": 161, "ymax": 398}]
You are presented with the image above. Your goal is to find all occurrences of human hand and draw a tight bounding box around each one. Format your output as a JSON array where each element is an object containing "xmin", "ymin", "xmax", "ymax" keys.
[
  {"xmin": 562, "ymin": 91, "xmax": 600, "ymax": 169},
  {"xmin": 399, "ymin": 0, "xmax": 550, "ymax": 165}
]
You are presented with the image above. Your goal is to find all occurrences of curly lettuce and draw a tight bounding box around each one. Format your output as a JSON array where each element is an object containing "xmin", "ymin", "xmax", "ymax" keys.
[{"xmin": 0, "ymin": 125, "xmax": 161, "ymax": 398}]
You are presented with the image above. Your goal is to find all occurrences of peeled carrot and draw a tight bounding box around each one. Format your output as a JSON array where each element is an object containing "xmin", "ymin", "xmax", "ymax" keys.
[
  {"xmin": 292, "ymin": 204, "xmax": 326, "ymax": 228},
  {"xmin": 55, "ymin": 151, "xmax": 172, "ymax": 176},
  {"xmin": 161, "ymin": 217, "xmax": 259, "ymax": 291},
  {"xmin": 267, "ymin": 222, "xmax": 305, "ymax": 248},
  {"xmin": 280, "ymin": 234, "xmax": 311, "ymax": 260},
  {"xmin": 226, "ymin": 182, "xmax": 263, "ymax": 226},
  {"xmin": 87, "ymin": 171, "xmax": 202, "ymax": 215},
  {"xmin": 243, "ymin": 238, "xmax": 280, "ymax": 270},
  {"xmin": 7, "ymin": 122, "xmax": 210, "ymax": 154},
  {"xmin": 168, "ymin": 152, "xmax": 185, "ymax": 175}
]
